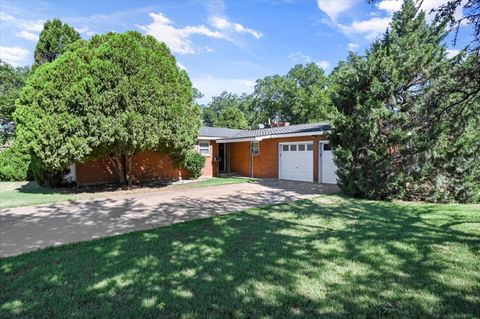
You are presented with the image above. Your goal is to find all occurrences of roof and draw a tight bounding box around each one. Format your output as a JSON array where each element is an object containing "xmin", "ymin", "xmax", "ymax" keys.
[
  {"xmin": 229, "ymin": 123, "xmax": 330, "ymax": 139},
  {"xmin": 200, "ymin": 123, "xmax": 330, "ymax": 140},
  {"xmin": 199, "ymin": 126, "xmax": 243, "ymax": 138}
]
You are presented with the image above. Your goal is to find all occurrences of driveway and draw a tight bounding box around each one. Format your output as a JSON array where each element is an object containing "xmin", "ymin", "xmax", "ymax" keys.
[{"xmin": 0, "ymin": 180, "xmax": 338, "ymax": 257}]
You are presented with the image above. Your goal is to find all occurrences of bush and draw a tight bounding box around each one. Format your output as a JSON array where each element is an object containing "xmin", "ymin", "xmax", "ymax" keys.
[
  {"xmin": 0, "ymin": 141, "xmax": 32, "ymax": 181},
  {"xmin": 181, "ymin": 150, "xmax": 206, "ymax": 179},
  {"xmin": 30, "ymin": 156, "xmax": 66, "ymax": 187}
]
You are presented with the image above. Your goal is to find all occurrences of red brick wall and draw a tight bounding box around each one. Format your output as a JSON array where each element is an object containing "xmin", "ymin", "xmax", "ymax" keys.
[
  {"xmin": 229, "ymin": 142, "xmax": 251, "ymax": 176},
  {"xmin": 200, "ymin": 140, "xmax": 218, "ymax": 178},
  {"xmin": 76, "ymin": 143, "xmax": 219, "ymax": 186}
]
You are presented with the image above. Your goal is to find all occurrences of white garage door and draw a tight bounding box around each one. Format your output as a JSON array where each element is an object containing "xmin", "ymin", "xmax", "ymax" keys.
[
  {"xmin": 279, "ymin": 142, "xmax": 313, "ymax": 182},
  {"xmin": 319, "ymin": 142, "xmax": 338, "ymax": 184}
]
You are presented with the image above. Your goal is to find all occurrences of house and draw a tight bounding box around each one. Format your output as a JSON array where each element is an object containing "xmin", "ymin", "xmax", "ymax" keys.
[{"xmin": 72, "ymin": 122, "xmax": 338, "ymax": 185}]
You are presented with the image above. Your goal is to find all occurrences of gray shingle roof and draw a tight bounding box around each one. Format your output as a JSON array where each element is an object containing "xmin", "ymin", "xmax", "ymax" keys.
[
  {"xmin": 230, "ymin": 123, "xmax": 330, "ymax": 139},
  {"xmin": 200, "ymin": 123, "xmax": 330, "ymax": 139},
  {"xmin": 199, "ymin": 126, "xmax": 243, "ymax": 138}
]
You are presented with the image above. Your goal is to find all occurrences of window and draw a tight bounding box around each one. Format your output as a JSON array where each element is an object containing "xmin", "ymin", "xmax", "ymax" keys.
[
  {"xmin": 198, "ymin": 140, "xmax": 210, "ymax": 156},
  {"xmin": 282, "ymin": 145, "xmax": 289, "ymax": 151},
  {"xmin": 307, "ymin": 144, "xmax": 313, "ymax": 151},
  {"xmin": 251, "ymin": 142, "xmax": 260, "ymax": 155},
  {"xmin": 323, "ymin": 143, "xmax": 332, "ymax": 151},
  {"xmin": 290, "ymin": 144, "xmax": 297, "ymax": 151},
  {"xmin": 298, "ymin": 144, "xmax": 306, "ymax": 151}
]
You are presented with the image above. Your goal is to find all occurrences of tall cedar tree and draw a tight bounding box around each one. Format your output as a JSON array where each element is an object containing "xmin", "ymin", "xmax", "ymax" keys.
[
  {"xmin": 15, "ymin": 31, "xmax": 200, "ymax": 186},
  {"xmin": 34, "ymin": 19, "xmax": 81, "ymax": 66},
  {"xmin": 331, "ymin": 0, "xmax": 447, "ymax": 200}
]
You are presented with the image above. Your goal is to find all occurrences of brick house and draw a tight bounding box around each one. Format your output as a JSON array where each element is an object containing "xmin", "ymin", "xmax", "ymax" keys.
[{"xmin": 73, "ymin": 123, "xmax": 338, "ymax": 185}]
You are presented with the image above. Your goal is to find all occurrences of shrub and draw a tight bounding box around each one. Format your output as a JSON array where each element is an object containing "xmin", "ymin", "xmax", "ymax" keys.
[
  {"xmin": 0, "ymin": 141, "xmax": 32, "ymax": 181},
  {"xmin": 30, "ymin": 156, "xmax": 65, "ymax": 187},
  {"xmin": 181, "ymin": 150, "xmax": 206, "ymax": 179}
]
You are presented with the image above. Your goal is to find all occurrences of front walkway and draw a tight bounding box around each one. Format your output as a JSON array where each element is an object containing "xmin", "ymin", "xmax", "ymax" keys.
[{"xmin": 0, "ymin": 180, "xmax": 338, "ymax": 257}]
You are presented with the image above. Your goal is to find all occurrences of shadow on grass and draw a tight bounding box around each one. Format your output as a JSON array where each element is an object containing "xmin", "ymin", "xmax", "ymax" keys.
[
  {"xmin": 15, "ymin": 180, "xmax": 175, "ymax": 195},
  {"xmin": 1, "ymin": 195, "xmax": 479, "ymax": 318}
]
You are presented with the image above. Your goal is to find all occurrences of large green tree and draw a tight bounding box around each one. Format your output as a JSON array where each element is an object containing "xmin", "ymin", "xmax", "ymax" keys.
[
  {"xmin": 331, "ymin": 0, "xmax": 479, "ymax": 203},
  {"xmin": 252, "ymin": 63, "xmax": 333, "ymax": 126},
  {"xmin": 34, "ymin": 18, "xmax": 81, "ymax": 66},
  {"xmin": 214, "ymin": 107, "xmax": 248, "ymax": 129},
  {"xmin": 15, "ymin": 31, "xmax": 200, "ymax": 186},
  {"xmin": 0, "ymin": 60, "xmax": 30, "ymax": 144},
  {"xmin": 202, "ymin": 91, "xmax": 252, "ymax": 128}
]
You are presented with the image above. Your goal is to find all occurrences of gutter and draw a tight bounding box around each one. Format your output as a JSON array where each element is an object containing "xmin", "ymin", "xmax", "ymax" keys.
[{"xmin": 216, "ymin": 130, "xmax": 326, "ymax": 143}]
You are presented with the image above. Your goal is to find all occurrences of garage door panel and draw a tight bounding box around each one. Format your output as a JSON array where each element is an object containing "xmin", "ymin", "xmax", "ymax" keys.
[
  {"xmin": 279, "ymin": 143, "xmax": 313, "ymax": 182},
  {"xmin": 320, "ymin": 142, "xmax": 338, "ymax": 184}
]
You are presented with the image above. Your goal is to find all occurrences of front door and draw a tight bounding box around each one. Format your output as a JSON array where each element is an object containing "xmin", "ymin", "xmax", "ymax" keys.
[{"xmin": 218, "ymin": 143, "xmax": 225, "ymax": 172}]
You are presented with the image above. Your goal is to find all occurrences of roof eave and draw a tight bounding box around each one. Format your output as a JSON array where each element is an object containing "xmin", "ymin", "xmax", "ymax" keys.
[{"xmin": 216, "ymin": 130, "xmax": 327, "ymax": 143}]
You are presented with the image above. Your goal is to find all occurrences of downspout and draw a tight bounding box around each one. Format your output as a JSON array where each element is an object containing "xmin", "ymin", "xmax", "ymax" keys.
[
  {"xmin": 227, "ymin": 143, "xmax": 231, "ymax": 175},
  {"xmin": 250, "ymin": 142, "xmax": 253, "ymax": 178}
]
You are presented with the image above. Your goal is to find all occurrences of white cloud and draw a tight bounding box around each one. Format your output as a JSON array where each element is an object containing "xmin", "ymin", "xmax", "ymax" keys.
[
  {"xmin": 191, "ymin": 75, "xmax": 255, "ymax": 103},
  {"xmin": 317, "ymin": 0, "xmax": 356, "ymax": 21},
  {"xmin": 322, "ymin": 0, "xmax": 465, "ymax": 42},
  {"xmin": 75, "ymin": 26, "xmax": 96, "ymax": 36},
  {"xmin": 0, "ymin": 13, "xmax": 43, "ymax": 42},
  {"xmin": 288, "ymin": 51, "xmax": 330, "ymax": 70},
  {"xmin": 288, "ymin": 51, "xmax": 314, "ymax": 63},
  {"xmin": 16, "ymin": 30, "xmax": 38, "ymax": 41},
  {"xmin": 348, "ymin": 42, "xmax": 359, "ymax": 50},
  {"xmin": 376, "ymin": 0, "xmax": 402, "ymax": 14},
  {"xmin": 177, "ymin": 62, "xmax": 187, "ymax": 70},
  {"xmin": 0, "ymin": 13, "xmax": 44, "ymax": 33},
  {"xmin": 209, "ymin": 16, "xmax": 263, "ymax": 39},
  {"xmin": 0, "ymin": 46, "xmax": 30, "ymax": 66},
  {"xmin": 339, "ymin": 17, "xmax": 391, "ymax": 41},
  {"xmin": 138, "ymin": 12, "xmax": 262, "ymax": 55},
  {"xmin": 315, "ymin": 60, "xmax": 330, "ymax": 70},
  {"xmin": 446, "ymin": 48, "xmax": 460, "ymax": 58},
  {"xmin": 138, "ymin": 12, "xmax": 224, "ymax": 54}
]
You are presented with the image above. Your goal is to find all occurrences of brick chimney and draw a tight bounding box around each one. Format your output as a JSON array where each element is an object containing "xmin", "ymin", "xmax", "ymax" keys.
[{"xmin": 271, "ymin": 121, "xmax": 290, "ymax": 127}]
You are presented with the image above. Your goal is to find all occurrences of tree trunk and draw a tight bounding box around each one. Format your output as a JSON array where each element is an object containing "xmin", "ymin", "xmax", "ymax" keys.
[
  {"xmin": 124, "ymin": 152, "xmax": 134, "ymax": 186},
  {"xmin": 108, "ymin": 151, "xmax": 135, "ymax": 186},
  {"xmin": 108, "ymin": 153, "xmax": 125, "ymax": 185}
]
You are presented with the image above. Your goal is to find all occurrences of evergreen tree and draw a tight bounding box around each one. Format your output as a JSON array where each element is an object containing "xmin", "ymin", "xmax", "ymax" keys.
[
  {"xmin": 329, "ymin": 0, "xmax": 475, "ymax": 201},
  {"xmin": 34, "ymin": 19, "xmax": 81, "ymax": 66},
  {"xmin": 15, "ymin": 31, "xmax": 200, "ymax": 186}
]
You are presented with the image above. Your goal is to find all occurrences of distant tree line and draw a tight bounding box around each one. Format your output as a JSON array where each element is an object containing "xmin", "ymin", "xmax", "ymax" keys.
[{"xmin": 201, "ymin": 63, "xmax": 333, "ymax": 129}]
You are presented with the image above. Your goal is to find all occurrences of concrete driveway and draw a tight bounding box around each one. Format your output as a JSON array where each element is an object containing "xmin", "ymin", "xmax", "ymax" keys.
[{"xmin": 0, "ymin": 180, "xmax": 338, "ymax": 257}]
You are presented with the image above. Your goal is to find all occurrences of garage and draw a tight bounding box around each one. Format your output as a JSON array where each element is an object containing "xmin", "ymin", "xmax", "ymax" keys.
[
  {"xmin": 279, "ymin": 142, "xmax": 314, "ymax": 182},
  {"xmin": 319, "ymin": 141, "xmax": 338, "ymax": 184}
]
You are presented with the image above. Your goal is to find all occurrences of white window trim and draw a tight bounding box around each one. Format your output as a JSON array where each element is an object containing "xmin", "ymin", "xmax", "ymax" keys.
[
  {"xmin": 198, "ymin": 140, "xmax": 211, "ymax": 157},
  {"xmin": 250, "ymin": 141, "xmax": 260, "ymax": 155}
]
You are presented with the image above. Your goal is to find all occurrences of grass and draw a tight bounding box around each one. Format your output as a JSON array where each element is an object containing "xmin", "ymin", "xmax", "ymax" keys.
[
  {"xmin": 0, "ymin": 177, "xmax": 254, "ymax": 209},
  {"xmin": 1, "ymin": 195, "xmax": 479, "ymax": 318},
  {"xmin": 0, "ymin": 181, "xmax": 76, "ymax": 209}
]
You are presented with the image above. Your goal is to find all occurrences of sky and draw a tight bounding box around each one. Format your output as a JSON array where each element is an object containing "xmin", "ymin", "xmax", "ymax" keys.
[{"xmin": 0, "ymin": 0, "xmax": 473, "ymax": 103}]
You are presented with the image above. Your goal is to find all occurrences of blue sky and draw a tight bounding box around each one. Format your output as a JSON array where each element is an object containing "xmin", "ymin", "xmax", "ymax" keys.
[{"xmin": 0, "ymin": 0, "xmax": 472, "ymax": 103}]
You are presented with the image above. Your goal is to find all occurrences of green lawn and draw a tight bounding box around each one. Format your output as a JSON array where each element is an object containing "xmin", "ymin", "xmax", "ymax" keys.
[
  {"xmin": 0, "ymin": 181, "xmax": 76, "ymax": 208},
  {"xmin": 0, "ymin": 177, "xmax": 254, "ymax": 209},
  {"xmin": 1, "ymin": 195, "xmax": 479, "ymax": 318}
]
